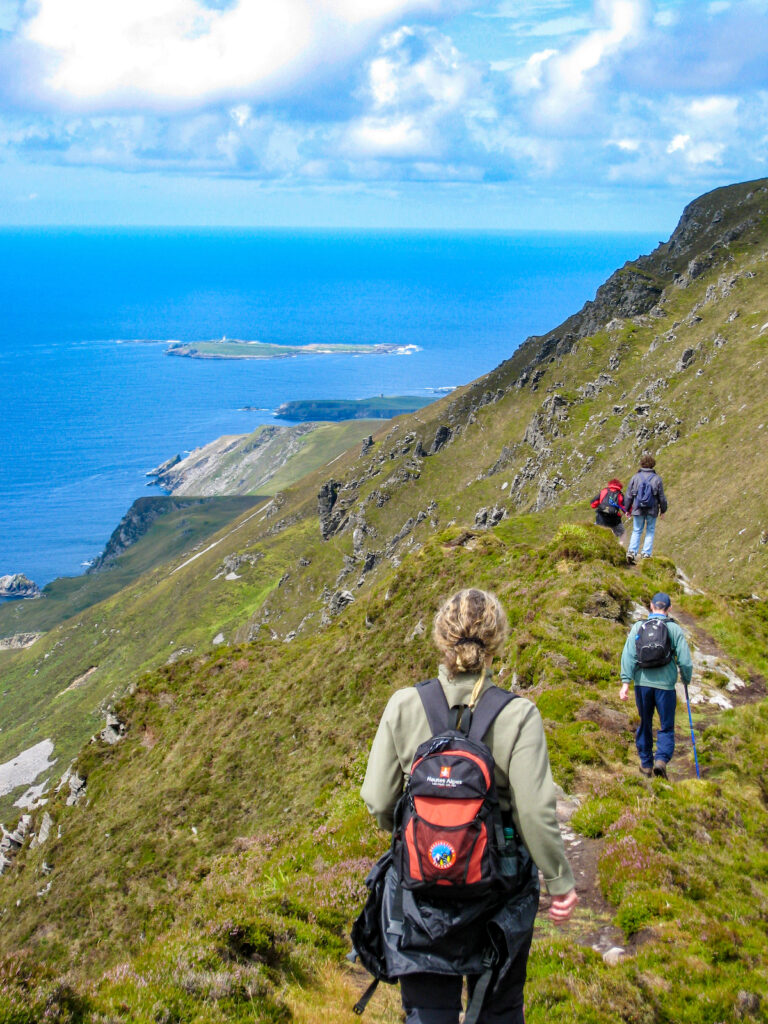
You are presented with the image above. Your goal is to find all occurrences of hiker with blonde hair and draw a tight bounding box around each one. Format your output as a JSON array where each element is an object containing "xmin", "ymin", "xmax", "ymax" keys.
[{"xmin": 359, "ymin": 588, "xmax": 576, "ymax": 1024}]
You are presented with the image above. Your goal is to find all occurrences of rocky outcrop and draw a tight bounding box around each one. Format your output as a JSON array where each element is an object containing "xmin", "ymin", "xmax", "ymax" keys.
[
  {"xmin": 0, "ymin": 574, "xmax": 40, "ymax": 599},
  {"xmin": 0, "ymin": 815, "xmax": 32, "ymax": 875},
  {"xmin": 0, "ymin": 632, "xmax": 43, "ymax": 650},
  {"xmin": 145, "ymin": 453, "xmax": 181, "ymax": 483},
  {"xmin": 99, "ymin": 713, "xmax": 126, "ymax": 746},
  {"xmin": 429, "ymin": 425, "xmax": 452, "ymax": 454},
  {"xmin": 87, "ymin": 497, "xmax": 205, "ymax": 572},
  {"xmin": 523, "ymin": 394, "xmax": 570, "ymax": 453},
  {"xmin": 474, "ymin": 506, "xmax": 506, "ymax": 529},
  {"xmin": 318, "ymin": 480, "xmax": 342, "ymax": 540}
]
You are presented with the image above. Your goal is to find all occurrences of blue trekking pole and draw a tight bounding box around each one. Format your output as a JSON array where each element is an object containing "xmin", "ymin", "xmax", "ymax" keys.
[{"xmin": 683, "ymin": 683, "xmax": 701, "ymax": 779}]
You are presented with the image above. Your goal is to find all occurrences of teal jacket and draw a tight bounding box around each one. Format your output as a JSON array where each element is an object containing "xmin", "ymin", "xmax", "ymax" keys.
[{"xmin": 621, "ymin": 614, "xmax": 693, "ymax": 690}]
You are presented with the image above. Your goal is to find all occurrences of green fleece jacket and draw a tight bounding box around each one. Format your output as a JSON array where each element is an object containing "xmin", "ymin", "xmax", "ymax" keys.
[
  {"xmin": 620, "ymin": 614, "xmax": 693, "ymax": 690},
  {"xmin": 360, "ymin": 666, "xmax": 575, "ymax": 896}
]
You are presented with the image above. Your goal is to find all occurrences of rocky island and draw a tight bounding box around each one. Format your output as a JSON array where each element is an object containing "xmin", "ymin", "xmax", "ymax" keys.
[
  {"xmin": 0, "ymin": 574, "xmax": 40, "ymax": 599},
  {"xmin": 164, "ymin": 338, "xmax": 419, "ymax": 359}
]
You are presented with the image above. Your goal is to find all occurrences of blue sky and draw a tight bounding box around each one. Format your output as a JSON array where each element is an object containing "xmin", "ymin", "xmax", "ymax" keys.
[{"xmin": 0, "ymin": 0, "xmax": 766, "ymax": 228}]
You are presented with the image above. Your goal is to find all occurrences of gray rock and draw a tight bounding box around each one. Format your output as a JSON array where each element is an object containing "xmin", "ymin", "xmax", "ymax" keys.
[
  {"xmin": 0, "ymin": 574, "xmax": 40, "ymax": 599},
  {"xmin": 327, "ymin": 590, "xmax": 355, "ymax": 616},
  {"xmin": 34, "ymin": 812, "xmax": 53, "ymax": 848},
  {"xmin": 429, "ymin": 425, "xmax": 452, "ymax": 455},
  {"xmin": 100, "ymin": 713, "xmax": 126, "ymax": 745},
  {"xmin": 407, "ymin": 620, "xmax": 426, "ymax": 642},
  {"xmin": 675, "ymin": 348, "xmax": 696, "ymax": 371},
  {"xmin": 474, "ymin": 506, "xmax": 507, "ymax": 528},
  {"xmin": 360, "ymin": 435, "xmax": 374, "ymax": 456},
  {"xmin": 602, "ymin": 947, "xmax": 625, "ymax": 967},
  {"xmin": 66, "ymin": 774, "xmax": 86, "ymax": 806},
  {"xmin": 317, "ymin": 479, "xmax": 341, "ymax": 540}
]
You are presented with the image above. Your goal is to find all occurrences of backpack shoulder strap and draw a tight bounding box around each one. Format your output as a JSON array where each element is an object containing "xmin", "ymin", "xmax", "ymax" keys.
[
  {"xmin": 467, "ymin": 685, "xmax": 517, "ymax": 742},
  {"xmin": 415, "ymin": 678, "xmax": 452, "ymax": 735}
]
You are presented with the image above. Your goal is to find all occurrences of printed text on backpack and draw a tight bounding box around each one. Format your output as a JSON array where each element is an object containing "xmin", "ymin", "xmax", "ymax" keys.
[{"xmin": 393, "ymin": 679, "xmax": 518, "ymax": 899}]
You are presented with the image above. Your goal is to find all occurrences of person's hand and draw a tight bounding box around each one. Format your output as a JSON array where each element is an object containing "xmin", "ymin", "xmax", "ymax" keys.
[
  {"xmin": 619, "ymin": 682, "xmax": 629, "ymax": 701},
  {"xmin": 549, "ymin": 888, "xmax": 578, "ymax": 923}
]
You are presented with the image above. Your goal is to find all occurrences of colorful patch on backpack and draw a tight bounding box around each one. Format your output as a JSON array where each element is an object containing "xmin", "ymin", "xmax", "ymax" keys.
[
  {"xmin": 439, "ymin": 765, "xmax": 451, "ymax": 778},
  {"xmin": 429, "ymin": 841, "xmax": 456, "ymax": 870}
]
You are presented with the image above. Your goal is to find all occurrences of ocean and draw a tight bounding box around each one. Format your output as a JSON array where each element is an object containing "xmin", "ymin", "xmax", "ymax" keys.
[{"xmin": 0, "ymin": 228, "xmax": 659, "ymax": 587}]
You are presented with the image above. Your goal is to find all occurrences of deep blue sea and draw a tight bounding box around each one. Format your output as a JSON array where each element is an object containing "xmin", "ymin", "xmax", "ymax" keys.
[{"xmin": 0, "ymin": 228, "xmax": 658, "ymax": 587}]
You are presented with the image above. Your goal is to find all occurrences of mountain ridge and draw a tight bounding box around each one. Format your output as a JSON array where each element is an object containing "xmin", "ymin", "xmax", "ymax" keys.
[{"xmin": 0, "ymin": 178, "xmax": 766, "ymax": 1023}]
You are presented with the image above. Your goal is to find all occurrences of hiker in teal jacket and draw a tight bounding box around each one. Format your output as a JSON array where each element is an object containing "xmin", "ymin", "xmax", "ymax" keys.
[{"xmin": 619, "ymin": 592, "xmax": 693, "ymax": 779}]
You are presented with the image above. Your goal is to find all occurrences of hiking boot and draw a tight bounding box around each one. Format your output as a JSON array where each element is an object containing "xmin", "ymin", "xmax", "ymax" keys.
[
  {"xmin": 626, "ymin": 551, "xmax": 636, "ymax": 564},
  {"xmin": 653, "ymin": 760, "xmax": 668, "ymax": 779},
  {"xmin": 642, "ymin": 554, "xmax": 653, "ymax": 559},
  {"xmin": 639, "ymin": 763, "xmax": 653, "ymax": 777}
]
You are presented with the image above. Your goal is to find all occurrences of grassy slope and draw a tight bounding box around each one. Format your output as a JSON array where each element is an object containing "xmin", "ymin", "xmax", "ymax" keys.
[
  {"xmin": 0, "ymin": 179, "xmax": 767, "ymax": 1021},
  {"xmin": 0, "ymin": 520, "xmax": 766, "ymax": 1024},
  {"xmin": 164, "ymin": 421, "xmax": 381, "ymax": 497},
  {"xmin": 0, "ymin": 497, "xmax": 262, "ymax": 638}
]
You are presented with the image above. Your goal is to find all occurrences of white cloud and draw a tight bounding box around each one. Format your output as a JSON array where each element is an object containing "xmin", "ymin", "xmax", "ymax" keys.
[
  {"xmin": 512, "ymin": 49, "xmax": 559, "ymax": 93},
  {"xmin": 513, "ymin": 0, "xmax": 651, "ymax": 125},
  {"xmin": 686, "ymin": 95, "xmax": 739, "ymax": 128},
  {"xmin": 16, "ymin": 0, "xmax": 454, "ymax": 109},
  {"xmin": 667, "ymin": 133, "xmax": 690, "ymax": 153},
  {"xmin": 0, "ymin": 0, "xmax": 767, "ymax": 200}
]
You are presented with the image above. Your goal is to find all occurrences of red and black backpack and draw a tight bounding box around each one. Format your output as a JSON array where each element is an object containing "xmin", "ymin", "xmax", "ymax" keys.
[{"xmin": 392, "ymin": 678, "xmax": 518, "ymax": 900}]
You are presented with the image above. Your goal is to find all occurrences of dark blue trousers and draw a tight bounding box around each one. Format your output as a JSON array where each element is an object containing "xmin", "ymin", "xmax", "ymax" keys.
[
  {"xmin": 399, "ymin": 932, "xmax": 532, "ymax": 1024},
  {"xmin": 635, "ymin": 685, "xmax": 677, "ymax": 766}
]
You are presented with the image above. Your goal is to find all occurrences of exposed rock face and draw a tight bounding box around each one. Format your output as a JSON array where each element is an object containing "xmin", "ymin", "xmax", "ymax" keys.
[
  {"xmin": 0, "ymin": 632, "xmax": 43, "ymax": 651},
  {"xmin": 582, "ymin": 591, "xmax": 624, "ymax": 620},
  {"xmin": 147, "ymin": 424, "xmax": 318, "ymax": 496},
  {"xmin": 145, "ymin": 453, "xmax": 181, "ymax": 482},
  {"xmin": 88, "ymin": 497, "xmax": 205, "ymax": 572},
  {"xmin": 317, "ymin": 480, "xmax": 341, "ymax": 540},
  {"xmin": 66, "ymin": 773, "xmax": 87, "ymax": 807},
  {"xmin": 523, "ymin": 394, "xmax": 570, "ymax": 453},
  {"xmin": 429, "ymin": 425, "xmax": 452, "ymax": 454},
  {"xmin": 0, "ymin": 574, "xmax": 40, "ymax": 599},
  {"xmin": 0, "ymin": 815, "xmax": 32, "ymax": 874},
  {"xmin": 474, "ymin": 506, "xmax": 507, "ymax": 528},
  {"xmin": 99, "ymin": 713, "xmax": 126, "ymax": 746},
  {"xmin": 675, "ymin": 348, "xmax": 697, "ymax": 372}
]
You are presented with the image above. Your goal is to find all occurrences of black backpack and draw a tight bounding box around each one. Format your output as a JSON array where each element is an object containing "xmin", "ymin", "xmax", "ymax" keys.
[
  {"xmin": 597, "ymin": 487, "xmax": 621, "ymax": 519},
  {"xmin": 635, "ymin": 618, "xmax": 673, "ymax": 668},
  {"xmin": 635, "ymin": 475, "xmax": 656, "ymax": 512}
]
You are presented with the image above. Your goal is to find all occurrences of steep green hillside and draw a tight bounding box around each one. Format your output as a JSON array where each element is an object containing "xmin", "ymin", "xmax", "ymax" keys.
[
  {"xmin": 1, "ymin": 178, "xmax": 767, "ymax": 1024},
  {"xmin": 0, "ymin": 497, "xmax": 262, "ymax": 638},
  {"xmin": 0, "ymin": 520, "xmax": 766, "ymax": 1024}
]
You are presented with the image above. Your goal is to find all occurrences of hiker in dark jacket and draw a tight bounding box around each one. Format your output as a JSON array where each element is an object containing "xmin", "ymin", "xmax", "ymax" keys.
[
  {"xmin": 624, "ymin": 454, "xmax": 667, "ymax": 563},
  {"xmin": 619, "ymin": 592, "xmax": 692, "ymax": 779},
  {"xmin": 590, "ymin": 478, "xmax": 628, "ymax": 542},
  {"xmin": 361, "ymin": 589, "xmax": 576, "ymax": 1024}
]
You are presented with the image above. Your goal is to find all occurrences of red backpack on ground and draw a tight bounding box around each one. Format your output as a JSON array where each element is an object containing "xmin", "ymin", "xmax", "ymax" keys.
[{"xmin": 393, "ymin": 678, "xmax": 518, "ymax": 899}]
